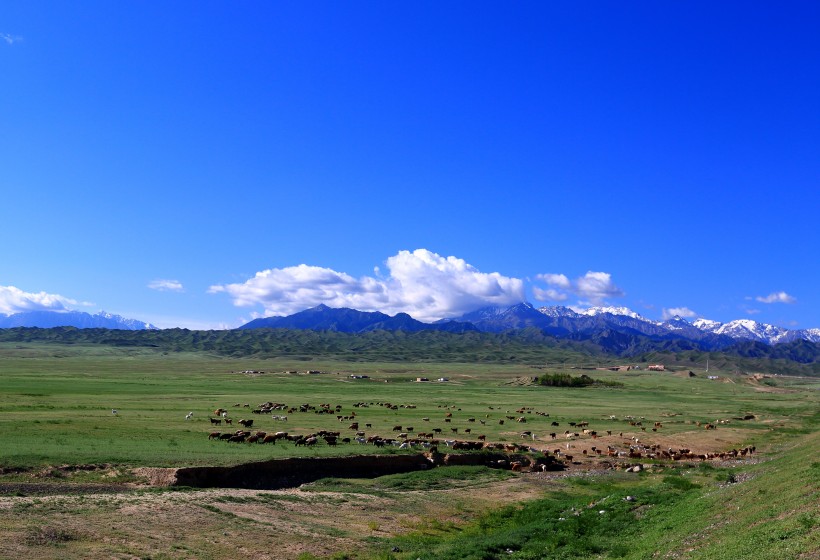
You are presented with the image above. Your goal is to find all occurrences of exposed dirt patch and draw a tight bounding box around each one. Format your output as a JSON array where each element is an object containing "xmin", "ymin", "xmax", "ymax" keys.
[{"xmin": 0, "ymin": 473, "xmax": 554, "ymax": 560}]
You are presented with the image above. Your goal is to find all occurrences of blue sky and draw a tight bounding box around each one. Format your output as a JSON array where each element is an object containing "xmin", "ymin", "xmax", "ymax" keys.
[{"xmin": 1, "ymin": 2, "xmax": 818, "ymax": 329}]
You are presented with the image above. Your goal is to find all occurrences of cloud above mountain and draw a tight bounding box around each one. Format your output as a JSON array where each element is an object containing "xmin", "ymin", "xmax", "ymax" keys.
[
  {"xmin": 534, "ymin": 271, "xmax": 624, "ymax": 305},
  {"xmin": 755, "ymin": 291, "xmax": 796, "ymax": 304},
  {"xmin": 0, "ymin": 286, "xmax": 80, "ymax": 315},
  {"xmin": 209, "ymin": 249, "xmax": 525, "ymax": 322},
  {"xmin": 148, "ymin": 279, "xmax": 184, "ymax": 292}
]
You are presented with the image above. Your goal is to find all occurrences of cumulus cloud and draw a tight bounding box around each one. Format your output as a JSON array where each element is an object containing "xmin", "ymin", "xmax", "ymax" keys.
[
  {"xmin": 0, "ymin": 286, "xmax": 79, "ymax": 315},
  {"xmin": 148, "ymin": 279, "xmax": 184, "ymax": 292},
  {"xmin": 209, "ymin": 249, "xmax": 525, "ymax": 322},
  {"xmin": 537, "ymin": 273, "xmax": 571, "ymax": 289},
  {"xmin": 755, "ymin": 291, "xmax": 796, "ymax": 304},
  {"xmin": 661, "ymin": 307, "xmax": 697, "ymax": 320},
  {"xmin": 532, "ymin": 287, "xmax": 569, "ymax": 302},
  {"xmin": 533, "ymin": 271, "xmax": 624, "ymax": 305}
]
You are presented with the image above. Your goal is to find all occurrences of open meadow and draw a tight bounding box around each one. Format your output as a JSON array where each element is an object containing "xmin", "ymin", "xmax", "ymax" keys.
[{"xmin": 0, "ymin": 342, "xmax": 818, "ymax": 559}]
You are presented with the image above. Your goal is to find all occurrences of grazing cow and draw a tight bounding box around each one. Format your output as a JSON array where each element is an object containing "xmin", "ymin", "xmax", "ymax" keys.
[
  {"xmin": 238, "ymin": 419, "xmax": 253, "ymax": 428},
  {"xmin": 185, "ymin": 412, "xmax": 193, "ymax": 420},
  {"xmin": 392, "ymin": 425, "xmax": 402, "ymax": 432},
  {"xmin": 208, "ymin": 432, "xmax": 221, "ymax": 440},
  {"xmin": 224, "ymin": 418, "xmax": 232, "ymax": 425},
  {"xmin": 209, "ymin": 417, "xmax": 222, "ymax": 425}
]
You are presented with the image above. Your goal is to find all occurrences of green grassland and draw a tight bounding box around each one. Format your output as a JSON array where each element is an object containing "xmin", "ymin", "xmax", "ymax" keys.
[
  {"xmin": 0, "ymin": 341, "xmax": 817, "ymax": 559},
  {"xmin": 1, "ymin": 342, "xmax": 815, "ymax": 468}
]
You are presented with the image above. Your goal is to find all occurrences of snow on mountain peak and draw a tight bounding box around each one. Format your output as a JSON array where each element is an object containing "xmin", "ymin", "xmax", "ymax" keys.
[
  {"xmin": 693, "ymin": 318, "xmax": 722, "ymax": 331},
  {"xmin": 578, "ymin": 306, "xmax": 645, "ymax": 320},
  {"xmin": 536, "ymin": 306, "xmax": 580, "ymax": 318}
]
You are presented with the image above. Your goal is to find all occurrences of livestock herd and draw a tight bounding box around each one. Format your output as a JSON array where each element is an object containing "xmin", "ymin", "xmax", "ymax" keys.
[{"xmin": 198, "ymin": 399, "xmax": 757, "ymax": 472}]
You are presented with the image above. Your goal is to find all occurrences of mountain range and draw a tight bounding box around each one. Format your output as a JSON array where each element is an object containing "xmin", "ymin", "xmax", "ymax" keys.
[
  {"xmin": 2, "ymin": 305, "xmax": 818, "ymax": 350},
  {"xmin": 238, "ymin": 302, "xmax": 820, "ymax": 349},
  {"xmin": 0, "ymin": 310, "xmax": 158, "ymax": 330},
  {"xmin": 238, "ymin": 304, "xmax": 478, "ymax": 334}
]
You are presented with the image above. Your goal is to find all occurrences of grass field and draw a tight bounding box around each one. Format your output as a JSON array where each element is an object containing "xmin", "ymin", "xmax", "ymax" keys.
[{"xmin": 0, "ymin": 341, "xmax": 817, "ymax": 558}]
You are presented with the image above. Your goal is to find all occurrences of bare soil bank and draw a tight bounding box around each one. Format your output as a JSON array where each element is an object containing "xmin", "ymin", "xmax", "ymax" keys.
[{"xmin": 138, "ymin": 451, "xmax": 561, "ymax": 489}]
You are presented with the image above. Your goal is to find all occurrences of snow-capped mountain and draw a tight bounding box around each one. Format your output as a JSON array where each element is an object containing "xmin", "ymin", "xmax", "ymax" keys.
[
  {"xmin": 0, "ymin": 310, "xmax": 158, "ymax": 330},
  {"xmin": 692, "ymin": 318, "xmax": 721, "ymax": 331},
  {"xmin": 536, "ymin": 305, "xmax": 580, "ymax": 319},
  {"xmin": 692, "ymin": 318, "xmax": 820, "ymax": 345},
  {"xmin": 577, "ymin": 306, "xmax": 649, "ymax": 321},
  {"xmin": 537, "ymin": 305, "xmax": 670, "ymax": 337},
  {"xmin": 533, "ymin": 305, "xmax": 817, "ymax": 347},
  {"xmin": 457, "ymin": 302, "xmax": 552, "ymax": 332}
]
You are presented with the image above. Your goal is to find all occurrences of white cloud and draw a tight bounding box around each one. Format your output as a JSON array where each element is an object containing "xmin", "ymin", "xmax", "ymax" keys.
[
  {"xmin": 576, "ymin": 272, "xmax": 624, "ymax": 302},
  {"xmin": 744, "ymin": 308, "xmax": 762, "ymax": 315},
  {"xmin": 209, "ymin": 249, "xmax": 525, "ymax": 322},
  {"xmin": 533, "ymin": 271, "xmax": 624, "ymax": 305},
  {"xmin": 1, "ymin": 33, "xmax": 22, "ymax": 45},
  {"xmin": 148, "ymin": 279, "xmax": 184, "ymax": 292},
  {"xmin": 661, "ymin": 307, "xmax": 697, "ymax": 320},
  {"xmin": 532, "ymin": 287, "xmax": 569, "ymax": 302},
  {"xmin": 755, "ymin": 291, "xmax": 796, "ymax": 304},
  {"xmin": 537, "ymin": 273, "xmax": 571, "ymax": 289},
  {"xmin": 0, "ymin": 286, "xmax": 79, "ymax": 315}
]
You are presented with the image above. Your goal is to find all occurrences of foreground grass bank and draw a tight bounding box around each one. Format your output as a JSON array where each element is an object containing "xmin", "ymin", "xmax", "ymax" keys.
[{"xmin": 367, "ymin": 425, "xmax": 819, "ymax": 560}]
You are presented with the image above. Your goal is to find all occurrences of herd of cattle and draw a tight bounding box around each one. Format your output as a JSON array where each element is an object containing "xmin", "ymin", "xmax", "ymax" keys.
[{"xmin": 198, "ymin": 400, "xmax": 757, "ymax": 471}]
